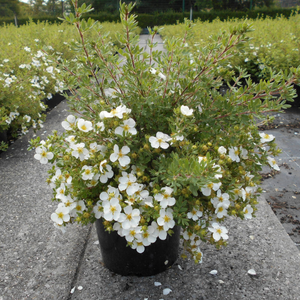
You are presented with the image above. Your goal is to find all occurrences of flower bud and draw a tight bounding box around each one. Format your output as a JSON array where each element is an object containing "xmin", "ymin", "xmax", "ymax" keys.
[
  {"xmin": 194, "ymin": 225, "xmax": 201, "ymax": 231},
  {"xmin": 142, "ymin": 176, "xmax": 149, "ymax": 182},
  {"xmin": 83, "ymin": 212, "xmax": 90, "ymax": 219}
]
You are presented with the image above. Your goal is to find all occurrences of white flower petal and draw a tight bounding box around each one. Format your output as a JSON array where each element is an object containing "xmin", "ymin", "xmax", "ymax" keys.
[
  {"xmin": 209, "ymin": 270, "xmax": 218, "ymax": 275},
  {"xmin": 248, "ymin": 269, "xmax": 256, "ymax": 275},
  {"xmin": 154, "ymin": 282, "xmax": 162, "ymax": 286},
  {"xmin": 163, "ymin": 288, "xmax": 172, "ymax": 295}
]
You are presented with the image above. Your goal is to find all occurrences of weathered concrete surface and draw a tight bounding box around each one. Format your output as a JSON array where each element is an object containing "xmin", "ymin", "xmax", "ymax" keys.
[
  {"xmin": 69, "ymin": 195, "xmax": 300, "ymax": 300},
  {"xmin": 0, "ymin": 101, "xmax": 91, "ymax": 300}
]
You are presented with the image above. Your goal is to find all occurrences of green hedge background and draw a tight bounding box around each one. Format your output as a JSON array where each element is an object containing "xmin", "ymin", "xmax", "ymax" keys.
[{"xmin": 0, "ymin": 8, "xmax": 296, "ymax": 28}]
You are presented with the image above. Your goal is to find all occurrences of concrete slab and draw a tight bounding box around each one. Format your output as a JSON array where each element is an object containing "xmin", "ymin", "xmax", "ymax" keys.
[
  {"xmin": 0, "ymin": 101, "xmax": 91, "ymax": 300},
  {"xmin": 68, "ymin": 196, "xmax": 300, "ymax": 300},
  {"xmin": 260, "ymin": 127, "xmax": 300, "ymax": 193}
]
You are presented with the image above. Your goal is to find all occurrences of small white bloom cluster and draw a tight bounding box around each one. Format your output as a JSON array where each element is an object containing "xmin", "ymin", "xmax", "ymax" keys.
[
  {"xmin": 33, "ymin": 100, "xmax": 281, "ymax": 262},
  {"xmin": 0, "ymin": 46, "xmax": 64, "ymax": 137}
]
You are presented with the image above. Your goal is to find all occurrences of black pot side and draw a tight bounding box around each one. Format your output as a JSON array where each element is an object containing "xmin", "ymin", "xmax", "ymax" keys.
[
  {"xmin": 0, "ymin": 130, "xmax": 8, "ymax": 143},
  {"xmin": 95, "ymin": 219, "xmax": 181, "ymax": 276}
]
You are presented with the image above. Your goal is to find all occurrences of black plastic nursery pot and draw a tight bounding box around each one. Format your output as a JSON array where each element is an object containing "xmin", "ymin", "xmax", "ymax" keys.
[
  {"xmin": 44, "ymin": 93, "xmax": 66, "ymax": 112},
  {"xmin": 95, "ymin": 219, "xmax": 181, "ymax": 276},
  {"xmin": 0, "ymin": 130, "xmax": 8, "ymax": 144}
]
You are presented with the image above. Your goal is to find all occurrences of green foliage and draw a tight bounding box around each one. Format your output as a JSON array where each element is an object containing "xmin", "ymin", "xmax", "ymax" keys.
[
  {"xmin": 0, "ymin": 0, "xmax": 19, "ymax": 17},
  {"xmin": 0, "ymin": 17, "xmax": 138, "ymax": 148},
  {"xmin": 160, "ymin": 10, "xmax": 300, "ymax": 81},
  {"xmin": 0, "ymin": 7, "xmax": 295, "ymax": 27}
]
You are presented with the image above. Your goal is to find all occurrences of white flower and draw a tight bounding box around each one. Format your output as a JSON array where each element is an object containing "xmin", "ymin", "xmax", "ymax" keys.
[
  {"xmin": 71, "ymin": 143, "xmax": 90, "ymax": 161},
  {"xmin": 103, "ymin": 198, "xmax": 122, "ymax": 221},
  {"xmin": 62, "ymin": 115, "xmax": 76, "ymax": 131},
  {"xmin": 115, "ymin": 118, "xmax": 137, "ymax": 136},
  {"xmin": 51, "ymin": 205, "xmax": 70, "ymax": 225},
  {"xmin": 55, "ymin": 183, "xmax": 67, "ymax": 201},
  {"xmin": 120, "ymin": 205, "xmax": 140, "ymax": 229},
  {"xmin": 77, "ymin": 118, "xmax": 93, "ymax": 132},
  {"xmin": 99, "ymin": 160, "xmax": 114, "ymax": 183},
  {"xmin": 150, "ymin": 67, "xmax": 156, "ymax": 74},
  {"xmin": 23, "ymin": 115, "xmax": 31, "ymax": 122},
  {"xmin": 110, "ymin": 144, "xmax": 131, "ymax": 167},
  {"xmin": 243, "ymin": 204, "xmax": 253, "ymax": 219},
  {"xmin": 101, "ymin": 105, "xmax": 129, "ymax": 119},
  {"xmin": 87, "ymin": 173, "xmax": 100, "ymax": 187},
  {"xmin": 180, "ymin": 105, "xmax": 194, "ymax": 116},
  {"xmin": 187, "ymin": 208, "xmax": 203, "ymax": 221},
  {"xmin": 157, "ymin": 208, "xmax": 175, "ymax": 231},
  {"xmin": 158, "ymin": 72, "xmax": 166, "ymax": 80},
  {"xmin": 211, "ymin": 190, "xmax": 230, "ymax": 208},
  {"xmin": 259, "ymin": 132, "xmax": 275, "ymax": 143},
  {"xmin": 24, "ymin": 46, "xmax": 31, "ymax": 52},
  {"xmin": 218, "ymin": 146, "xmax": 227, "ymax": 155},
  {"xmin": 89, "ymin": 142, "xmax": 102, "ymax": 155},
  {"xmin": 244, "ymin": 58, "xmax": 249, "ymax": 62},
  {"xmin": 100, "ymin": 186, "xmax": 122, "ymax": 201},
  {"xmin": 96, "ymin": 121, "xmax": 105, "ymax": 132},
  {"xmin": 123, "ymin": 226, "xmax": 142, "ymax": 243},
  {"xmin": 240, "ymin": 147, "xmax": 248, "ymax": 159},
  {"xmin": 208, "ymin": 223, "xmax": 228, "ymax": 241},
  {"xmin": 228, "ymin": 146, "xmax": 240, "ymax": 162},
  {"xmin": 34, "ymin": 146, "xmax": 53, "ymax": 164},
  {"xmin": 99, "ymin": 110, "xmax": 113, "ymax": 119},
  {"xmin": 46, "ymin": 66, "xmax": 54, "ymax": 74},
  {"xmin": 154, "ymin": 187, "xmax": 176, "ymax": 208},
  {"xmin": 140, "ymin": 224, "xmax": 157, "ymax": 245},
  {"xmin": 241, "ymin": 186, "xmax": 256, "ymax": 201},
  {"xmin": 118, "ymin": 172, "xmax": 139, "ymax": 195},
  {"xmin": 93, "ymin": 201, "xmax": 103, "ymax": 219},
  {"xmin": 71, "ymin": 200, "xmax": 87, "ymax": 217},
  {"xmin": 61, "ymin": 195, "xmax": 76, "ymax": 211},
  {"xmin": 131, "ymin": 239, "xmax": 145, "ymax": 253},
  {"xmin": 201, "ymin": 182, "xmax": 221, "ymax": 197},
  {"xmin": 151, "ymin": 221, "xmax": 167, "ymax": 240},
  {"xmin": 267, "ymin": 156, "xmax": 280, "ymax": 171},
  {"xmin": 215, "ymin": 203, "xmax": 228, "ymax": 218},
  {"xmin": 149, "ymin": 132, "xmax": 171, "ymax": 149},
  {"xmin": 81, "ymin": 165, "xmax": 94, "ymax": 180}
]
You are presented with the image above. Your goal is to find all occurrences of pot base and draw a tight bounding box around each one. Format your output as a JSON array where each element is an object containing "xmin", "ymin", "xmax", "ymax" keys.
[{"xmin": 95, "ymin": 219, "xmax": 180, "ymax": 276}]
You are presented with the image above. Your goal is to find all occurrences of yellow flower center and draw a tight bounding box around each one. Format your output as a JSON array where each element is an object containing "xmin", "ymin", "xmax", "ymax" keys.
[
  {"xmin": 164, "ymin": 215, "xmax": 171, "ymax": 223},
  {"xmin": 81, "ymin": 124, "xmax": 87, "ymax": 131},
  {"xmin": 57, "ymin": 212, "xmax": 64, "ymax": 219}
]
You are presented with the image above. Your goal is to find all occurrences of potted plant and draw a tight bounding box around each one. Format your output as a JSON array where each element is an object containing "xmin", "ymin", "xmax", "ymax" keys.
[{"xmin": 29, "ymin": 1, "xmax": 299, "ymax": 276}]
